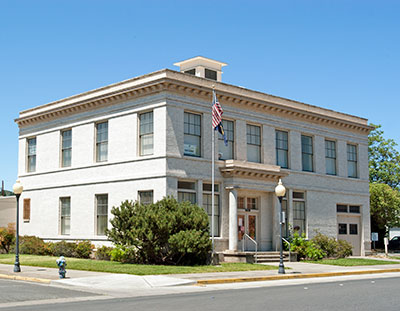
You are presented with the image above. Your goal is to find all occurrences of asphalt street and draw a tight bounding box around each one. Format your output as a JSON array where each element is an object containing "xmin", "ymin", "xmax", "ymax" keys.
[{"xmin": 1, "ymin": 276, "xmax": 400, "ymax": 311}]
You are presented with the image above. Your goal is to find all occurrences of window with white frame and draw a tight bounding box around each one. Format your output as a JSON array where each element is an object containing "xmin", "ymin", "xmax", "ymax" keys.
[
  {"xmin": 347, "ymin": 144, "xmax": 358, "ymax": 178},
  {"xmin": 60, "ymin": 197, "xmax": 71, "ymax": 235},
  {"xmin": 202, "ymin": 183, "xmax": 220, "ymax": 236},
  {"xmin": 96, "ymin": 121, "xmax": 108, "ymax": 162},
  {"xmin": 177, "ymin": 181, "xmax": 196, "ymax": 204},
  {"xmin": 293, "ymin": 192, "xmax": 306, "ymax": 235},
  {"xmin": 301, "ymin": 135, "xmax": 313, "ymax": 172},
  {"xmin": 184, "ymin": 112, "xmax": 201, "ymax": 157},
  {"xmin": 96, "ymin": 194, "xmax": 108, "ymax": 235},
  {"xmin": 276, "ymin": 130, "xmax": 288, "ymax": 168},
  {"xmin": 237, "ymin": 196, "xmax": 258, "ymax": 211},
  {"xmin": 27, "ymin": 137, "xmax": 37, "ymax": 172},
  {"xmin": 139, "ymin": 190, "xmax": 153, "ymax": 205},
  {"xmin": 325, "ymin": 140, "xmax": 336, "ymax": 175},
  {"xmin": 139, "ymin": 111, "xmax": 153, "ymax": 156},
  {"xmin": 218, "ymin": 119, "xmax": 234, "ymax": 160},
  {"xmin": 247, "ymin": 124, "xmax": 261, "ymax": 163},
  {"xmin": 61, "ymin": 129, "xmax": 72, "ymax": 167}
]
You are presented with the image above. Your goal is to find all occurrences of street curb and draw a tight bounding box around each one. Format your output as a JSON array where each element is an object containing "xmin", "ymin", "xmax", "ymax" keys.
[
  {"xmin": 196, "ymin": 268, "xmax": 400, "ymax": 285},
  {"xmin": 0, "ymin": 273, "xmax": 52, "ymax": 284}
]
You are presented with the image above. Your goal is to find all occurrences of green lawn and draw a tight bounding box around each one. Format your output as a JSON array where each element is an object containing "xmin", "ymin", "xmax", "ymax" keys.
[
  {"xmin": 305, "ymin": 258, "xmax": 400, "ymax": 266},
  {"xmin": 0, "ymin": 254, "xmax": 277, "ymax": 275}
]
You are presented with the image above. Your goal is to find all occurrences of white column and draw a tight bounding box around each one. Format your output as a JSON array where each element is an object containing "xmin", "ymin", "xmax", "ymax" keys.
[{"xmin": 228, "ymin": 187, "xmax": 238, "ymax": 251}]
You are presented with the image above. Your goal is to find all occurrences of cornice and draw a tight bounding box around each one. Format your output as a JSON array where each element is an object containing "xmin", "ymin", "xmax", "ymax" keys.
[{"xmin": 15, "ymin": 69, "xmax": 374, "ymax": 135}]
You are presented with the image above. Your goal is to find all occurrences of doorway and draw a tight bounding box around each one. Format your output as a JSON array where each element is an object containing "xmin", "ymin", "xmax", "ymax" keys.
[{"xmin": 238, "ymin": 213, "xmax": 258, "ymax": 251}]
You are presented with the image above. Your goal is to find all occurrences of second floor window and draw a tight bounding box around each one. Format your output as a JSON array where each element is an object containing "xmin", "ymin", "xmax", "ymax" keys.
[
  {"xmin": 184, "ymin": 112, "xmax": 201, "ymax": 157},
  {"xmin": 247, "ymin": 124, "xmax": 261, "ymax": 163},
  {"xmin": 301, "ymin": 135, "xmax": 313, "ymax": 172},
  {"xmin": 218, "ymin": 120, "xmax": 234, "ymax": 160},
  {"xmin": 276, "ymin": 130, "xmax": 288, "ymax": 168},
  {"xmin": 347, "ymin": 144, "xmax": 358, "ymax": 178},
  {"xmin": 27, "ymin": 137, "xmax": 37, "ymax": 172},
  {"xmin": 325, "ymin": 140, "xmax": 336, "ymax": 175},
  {"xmin": 61, "ymin": 130, "xmax": 72, "ymax": 167},
  {"xmin": 96, "ymin": 122, "xmax": 108, "ymax": 162},
  {"xmin": 139, "ymin": 111, "xmax": 154, "ymax": 156}
]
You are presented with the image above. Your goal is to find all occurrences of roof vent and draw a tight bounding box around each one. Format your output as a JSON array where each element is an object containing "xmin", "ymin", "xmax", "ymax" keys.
[{"xmin": 174, "ymin": 56, "xmax": 227, "ymax": 82}]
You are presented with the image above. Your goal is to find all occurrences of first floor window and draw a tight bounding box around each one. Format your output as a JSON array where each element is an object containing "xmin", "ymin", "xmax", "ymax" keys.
[
  {"xmin": 139, "ymin": 190, "xmax": 153, "ymax": 205},
  {"xmin": 96, "ymin": 195, "xmax": 108, "ymax": 235},
  {"xmin": 177, "ymin": 181, "xmax": 196, "ymax": 204},
  {"xmin": 293, "ymin": 192, "xmax": 306, "ymax": 235},
  {"xmin": 60, "ymin": 197, "xmax": 71, "ymax": 235},
  {"xmin": 23, "ymin": 198, "xmax": 31, "ymax": 222},
  {"xmin": 202, "ymin": 183, "xmax": 220, "ymax": 236}
]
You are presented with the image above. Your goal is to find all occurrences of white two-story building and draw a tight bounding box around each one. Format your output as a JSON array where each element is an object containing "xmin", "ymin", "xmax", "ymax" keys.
[{"xmin": 15, "ymin": 57, "xmax": 372, "ymax": 256}]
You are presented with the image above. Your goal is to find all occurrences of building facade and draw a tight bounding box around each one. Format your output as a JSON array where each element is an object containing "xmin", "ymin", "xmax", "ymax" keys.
[{"xmin": 15, "ymin": 57, "xmax": 372, "ymax": 255}]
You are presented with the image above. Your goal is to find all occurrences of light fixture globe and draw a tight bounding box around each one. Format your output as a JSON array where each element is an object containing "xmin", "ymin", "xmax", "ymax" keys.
[
  {"xmin": 275, "ymin": 179, "xmax": 286, "ymax": 198},
  {"xmin": 13, "ymin": 180, "xmax": 23, "ymax": 195}
]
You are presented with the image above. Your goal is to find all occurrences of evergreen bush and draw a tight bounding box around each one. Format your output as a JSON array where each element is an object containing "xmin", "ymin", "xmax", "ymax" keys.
[
  {"xmin": 95, "ymin": 246, "xmax": 114, "ymax": 261},
  {"xmin": 106, "ymin": 196, "xmax": 212, "ymax": 265}
]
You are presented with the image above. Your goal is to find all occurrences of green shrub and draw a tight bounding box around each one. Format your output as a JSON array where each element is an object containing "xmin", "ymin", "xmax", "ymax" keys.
[
  {"xmin": 95, "ymin": 246, "xmax": 114, "ymax": 261},
  {"xmin": 75, "ymin": 241, "xmax": 94, "ymax": 259},
  {"xmin": 0, "ymin": 224, "xmax": 15, "ymax": 254},
  {"xmin": 19, "ymin": 236, "xmax": 50, "ymax": 255},
  {"xmin": 49, "ymin": 241, "xmax": 78, "ymax": 257},
  {"xmin": 291, "ymin": 233, "xmax": 325, "ymax": 261},
  {"xmin": 110, "ymin": 246, "xmax": 137, "ymax": 263},
  {"xmin": 106, "ymin": 196, "xmax": 212, "ymax": 265},
  {"xmin": 311, "ymin": 232, "xmax": 353, "ymax": 259}
]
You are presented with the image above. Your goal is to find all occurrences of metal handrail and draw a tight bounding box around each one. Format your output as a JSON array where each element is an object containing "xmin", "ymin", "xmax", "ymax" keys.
[
  {"xmin": 242, "ymin": 233, "xmax": 258, "ymax": 263},
  {"xmin": 282, "ymin": 237, "xmax": 291, "ymax": 261}
]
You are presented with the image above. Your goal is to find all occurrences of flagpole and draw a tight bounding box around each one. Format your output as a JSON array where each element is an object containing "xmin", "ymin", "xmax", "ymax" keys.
[{"xmin": 211, "ymin": 86, "xmax": 215, "ymax": 256}]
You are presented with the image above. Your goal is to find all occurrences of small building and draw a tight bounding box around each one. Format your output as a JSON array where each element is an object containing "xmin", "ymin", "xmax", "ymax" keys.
[
  {"xmin": 15, "ymin": 56, "xmax": 372, "ymax": 255},
  {"xmin": 0, "ymin": 196, "xmax": 16, "ymax": 228}
]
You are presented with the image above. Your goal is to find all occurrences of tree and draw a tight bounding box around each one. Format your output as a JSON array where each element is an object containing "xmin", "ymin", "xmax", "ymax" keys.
[
  {"xmin": 106, "ymin": 197, "xmax": 212, "ymax": 265},
  {"xmin": 369, "ymin": 124, "xmax": 400, "ymax": 189},
  {"xmin": 370, "ymin": 183, "xmax": 400, "ymax": 237}
]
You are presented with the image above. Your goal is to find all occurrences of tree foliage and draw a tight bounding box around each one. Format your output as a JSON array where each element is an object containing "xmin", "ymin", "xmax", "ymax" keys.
[
  {"xmin": 106, "ymin": 197, "xmax": 212, "ymax": 265},
  {"xmin": 369, "ymin": 124, "xmax": 400, "ymax": 189},
  {"xmin": 370, "ymin": 183, "xmax": 400, "ymax": 233}
]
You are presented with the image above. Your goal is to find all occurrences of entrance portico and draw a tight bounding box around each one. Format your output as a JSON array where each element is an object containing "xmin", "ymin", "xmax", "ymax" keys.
[{"xmin": 220, "ymin": 160, "xmax": 288, "ymax": 252}]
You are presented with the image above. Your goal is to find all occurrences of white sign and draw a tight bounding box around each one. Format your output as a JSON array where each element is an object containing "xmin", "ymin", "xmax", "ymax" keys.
[
  {"xmin": 371, "ymin": 232, "xmax": 378, "ymax": 241},
  {"xmin": 184, "ymin": 144, "xmax": 198, "ymax": 156}
]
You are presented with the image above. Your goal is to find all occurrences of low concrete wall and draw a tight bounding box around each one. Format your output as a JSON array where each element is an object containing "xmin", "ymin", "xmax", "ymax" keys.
[{"xmin": 0, "ymin": 196, "xmax": 16, "ymax": 228}]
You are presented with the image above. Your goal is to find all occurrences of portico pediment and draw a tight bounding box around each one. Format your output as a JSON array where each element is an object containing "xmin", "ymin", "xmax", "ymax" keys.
[{"xmin": 219, "ymin": 160, "xmax": 288, "ymax": 181}]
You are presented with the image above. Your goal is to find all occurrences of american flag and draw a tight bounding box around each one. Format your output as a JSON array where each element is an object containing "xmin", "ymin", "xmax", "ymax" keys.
[{"xmin": 212, "ymin": 90, "xmax": 228, "ymax": 146}]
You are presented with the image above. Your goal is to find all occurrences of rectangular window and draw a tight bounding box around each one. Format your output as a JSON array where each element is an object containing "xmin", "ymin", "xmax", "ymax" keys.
[
  {"xmin": 184, "ymin": 112, "xmax": 201, "ymax": 157},
  {"xmin": 247, "ymin": 124, "xmax": 261, "ymax": 163},
  {"xmin": 205, "ymin": 69, "xmax": 217, "ymax": 81},
  {"xmin": 276, "ymin": 130, "xmax": 288, "ymax": 168},
  {"xmin": 347, "ymin": 144, "xmax": 358, "ymax": 178},
  {"xmin": 177, "ymin": 181, "xmax": 196, "ymax": 204},
  {"xmin": 139, "ymin": 111, "xmax": 153, "ymax": 156},
  {"xmin": 238, "ymin": 197, "xmax": 245, "ymax": 209},
  {"xmin": 301, "ymin": 135, "xmax": 313, "ymax": 172},
  {"xmin": 338, "ymin": 223, "xmax": 347, "ymax": 235},
  {"xmin": 293, "ymin": 192, "xmax": 306, "ymax": 235},
  {"xmin": 349, "ymin": 206, "xmax": 360, "ymax": 214},
  {"xmin": 23, "ymin": 198, "xmax": 31, "ymax": 222},
  {"xmin": 202, "ymin": 183, "xmax": 220, "ymax": 236},
  {"xmin": 27, "ymin": 138, "xmax": 37, "ymax": 172},
  {"xmin": 96, "ymin": 195, "xmax": 108, "ymax": 236},
  {"xmin": 139, "ymin": 190, "xmax": 153, "ymax": 205},
  {"xmin": 325, "ymin": 140, "xmax": 336, "ymax": 175},
  {"xmin": 61, "ymin": 130, "xmax": 72, "ymax": 167},
  {"xmin": 349, "ymin": 224, "xmax": 358, "ymax": 235},
  {"xmin": 218, "ymin": 120, "xmax": 234, "ymax": 160},
  {"xmin": 96, "ymin": 122, "xmax": 108, "ymax": 162},
  {"xmin": 247, "ymin": 198, "xmax": 258, "ymax": 210},
  {"xmin": 60, "ymin": 197, "xmax": 71, "ymax": 235},
  {"xmin": 337, "ymin": 204, "xmax": 348, "ymax": 213}
]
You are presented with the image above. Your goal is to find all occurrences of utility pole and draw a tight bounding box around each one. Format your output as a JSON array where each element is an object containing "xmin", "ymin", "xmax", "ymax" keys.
[{"xmin": 1, "ymin": 180, "xmax": 4, "ymax": 196}]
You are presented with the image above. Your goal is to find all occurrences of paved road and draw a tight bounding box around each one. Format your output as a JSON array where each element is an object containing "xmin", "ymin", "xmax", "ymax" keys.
[{"xmin": 2, "ymin": 276, "xmax": 400, "ymax": 311}]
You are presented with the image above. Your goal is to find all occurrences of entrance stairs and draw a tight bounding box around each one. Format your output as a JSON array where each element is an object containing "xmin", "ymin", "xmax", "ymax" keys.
[
  {"xmin": 254, "ymin": 251, "xmax": 290, "ymax": 263},
  {"xmin": 222, "ymin": 251, "xmax": 292, "ymax": 263}
]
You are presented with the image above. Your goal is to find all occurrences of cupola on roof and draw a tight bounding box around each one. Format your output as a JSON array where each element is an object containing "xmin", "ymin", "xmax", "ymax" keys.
[{"xmin": 174, "ymin": 56, "xmax": 227, "ymax": 82}]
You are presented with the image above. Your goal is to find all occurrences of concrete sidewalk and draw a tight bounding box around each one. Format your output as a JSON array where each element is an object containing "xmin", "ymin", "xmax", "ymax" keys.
[{"xmin": 1, "ymin": 257, "xmax": 400, "ymax": 291}]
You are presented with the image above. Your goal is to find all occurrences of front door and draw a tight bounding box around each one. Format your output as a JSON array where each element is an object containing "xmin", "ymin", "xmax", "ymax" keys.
[{"xmin": 238, "ymin": 213, "xmax": 258, "ymax": 251}]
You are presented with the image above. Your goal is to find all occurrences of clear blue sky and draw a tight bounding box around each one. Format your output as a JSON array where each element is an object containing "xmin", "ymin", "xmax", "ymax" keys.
[{"xmin": 1, "ymin": 0, "xmax": 399, "ymax": 190}]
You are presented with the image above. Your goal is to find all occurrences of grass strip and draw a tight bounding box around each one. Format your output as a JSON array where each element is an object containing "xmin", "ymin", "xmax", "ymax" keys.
[
  {"xmin": 304, "ymin": 258, "xmax": 400, "ymax": 266},
  {"xmin": 0, "ymin": 254, "xmax": 277, "ymax": 275}
]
